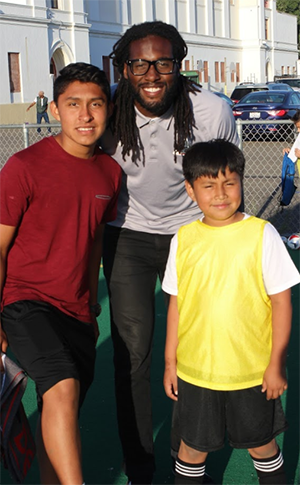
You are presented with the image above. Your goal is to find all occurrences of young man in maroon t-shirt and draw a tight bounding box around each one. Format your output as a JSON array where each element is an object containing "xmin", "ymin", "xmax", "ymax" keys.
[{"xmin": 0, "ymin": 63, "xmax": 121, "ymax": 485}]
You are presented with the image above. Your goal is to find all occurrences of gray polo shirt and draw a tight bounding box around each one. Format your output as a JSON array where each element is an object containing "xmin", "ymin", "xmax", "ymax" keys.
[{"xmin": 100, "ymin": 87, "xmax": 239, "ymax": 235}]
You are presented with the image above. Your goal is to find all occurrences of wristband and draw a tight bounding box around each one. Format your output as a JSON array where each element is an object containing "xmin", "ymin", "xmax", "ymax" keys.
[{"xmin": 89, "ymin": 303, "xmax": 102, "ymax": 317}]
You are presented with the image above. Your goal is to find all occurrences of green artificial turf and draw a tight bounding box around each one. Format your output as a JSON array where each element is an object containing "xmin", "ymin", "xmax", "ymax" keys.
[{"xmin": 1, "ymin": 248, "xmax": 299, "ymax": 484}]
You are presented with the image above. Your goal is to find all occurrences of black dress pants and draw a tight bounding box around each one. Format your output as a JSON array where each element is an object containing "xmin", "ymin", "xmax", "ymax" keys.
[{"xmin": 103, "ymin": 225, "xmax": 172, "ymax": 483}]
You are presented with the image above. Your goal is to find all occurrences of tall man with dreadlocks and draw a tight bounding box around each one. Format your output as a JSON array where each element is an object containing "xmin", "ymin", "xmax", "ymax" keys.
[{"xmin": 100, "ymin": 21, "xmax": 239, "ymax": 484}]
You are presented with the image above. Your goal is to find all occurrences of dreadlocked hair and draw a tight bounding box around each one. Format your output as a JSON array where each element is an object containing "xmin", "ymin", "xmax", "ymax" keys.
[{"xmin": 109, "ymin": 21, "xmax": 201, "ymax": 164}]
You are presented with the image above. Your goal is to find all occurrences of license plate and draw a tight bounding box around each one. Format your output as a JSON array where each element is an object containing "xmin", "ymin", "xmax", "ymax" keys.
[{"xmin": 249, "ymin": 112, "xmax": 260, "ymax": 119}]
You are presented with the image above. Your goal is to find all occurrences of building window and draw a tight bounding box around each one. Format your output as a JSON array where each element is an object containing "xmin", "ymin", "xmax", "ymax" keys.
[
  {"xmin": 51, "ymin": 0, "xmax": 58, "ymax": 8},
  {"xmin": 50, "ymin": 58, "xmax": 57, "ymax": 78},
  {"xmin": 287, "ymin": 66, "xmax": 290, "ymax": 75},
  {"xmin": 113, "ymin": 65, "xmax": 120, "ymax": 83},
  {"xmin": 8, "ymin": 53, "xmax": 21, "ymax": 93},
  {"xmin": 102, "ymin": 56, "xmax": 111, "ymax": 84},
  {"xmin": 204, "ymin": 61, "xmax": 208, "ymax": 83},
  {"xmin": 264, "ymin": 1, "xmax": 270, "ymax": 8},
  {"xmin": 215, "ymin": 62, "xmax": 219, "ymax": 83},
  {"xmin": 265, "ymin": 18, "xmax": 270, "ymax": 40},
  {"xmin": 236, "ymin": 63, "xmax": 240, "ymax": 83},
  {"xmin": 221, "ymin": 62, "xmax": 225, "ymax": 82},
  {"xmin": 281, "ymin": 66, "xmax": 284, "ymax": 75}
]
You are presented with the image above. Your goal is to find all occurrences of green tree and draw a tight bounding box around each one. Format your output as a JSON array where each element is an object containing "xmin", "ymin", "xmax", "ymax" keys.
[{"xmin": 277, "ymin": 0, "xmax": 300, "ymax": 49}]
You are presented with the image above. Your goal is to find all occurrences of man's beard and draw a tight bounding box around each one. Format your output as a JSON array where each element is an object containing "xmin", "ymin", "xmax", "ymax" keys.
[{"xmin": 129, "ymin": 77, "xmax": 179, "ymax": 116}]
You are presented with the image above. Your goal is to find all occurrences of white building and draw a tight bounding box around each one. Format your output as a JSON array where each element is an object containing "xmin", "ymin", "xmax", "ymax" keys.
[{"xmin": 0, "ymin": 0, "xmax": 298, "ymax": 123}]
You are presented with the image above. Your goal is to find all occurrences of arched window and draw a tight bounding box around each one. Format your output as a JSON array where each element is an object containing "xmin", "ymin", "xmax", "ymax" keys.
[{"xmin": 50, "ymin": 58, "xmax": 57, "ymax": 78}]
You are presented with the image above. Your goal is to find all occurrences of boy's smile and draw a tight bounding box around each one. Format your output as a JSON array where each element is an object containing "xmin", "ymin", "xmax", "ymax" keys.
[
  {"xmin": 185, "ymin": 167, "xmax": 243, "ymax": 227},
  {"xmin": 50, "ymin": 81, "xmax": 111, "ymax": 159}
]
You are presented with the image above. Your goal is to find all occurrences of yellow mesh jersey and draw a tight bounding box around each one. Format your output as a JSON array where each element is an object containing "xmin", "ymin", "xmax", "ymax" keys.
[{"xmin": 176, "ymin": 216, "xmax": 272, "ymax": 391}]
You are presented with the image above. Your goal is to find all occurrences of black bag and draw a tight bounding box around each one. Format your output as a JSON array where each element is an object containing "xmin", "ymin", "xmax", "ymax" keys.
[
  {"xmin": 280, "ymin": 152, "xmax": 297, "ymax": 206},
  {"xmin": 0, "ymin": 354, "xmax": 36, "ymax": 483}
]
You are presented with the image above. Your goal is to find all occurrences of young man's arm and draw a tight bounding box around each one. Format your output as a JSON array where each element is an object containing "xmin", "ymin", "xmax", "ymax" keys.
[
  {"xmin": 262, "ymin": 288, "xmax": 292, "ymax": 400},
  {"xmin": 0, "ymin": 224, "xmax": 17, "ymax": 353},
  {"xmin": 88, "ymin": 223, "xmax": 105, "ymax": 342},
  {"xmin": 164, "ymin": 294, "xmax": 179, "ymax": 401}
]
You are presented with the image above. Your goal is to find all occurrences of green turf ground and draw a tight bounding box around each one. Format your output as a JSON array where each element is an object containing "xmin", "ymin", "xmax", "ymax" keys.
[{"xmin": 1, "ymin": 249, "xmax": 299, "ymax": 485}]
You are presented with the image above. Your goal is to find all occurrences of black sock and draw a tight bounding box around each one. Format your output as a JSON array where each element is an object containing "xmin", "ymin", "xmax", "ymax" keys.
[
  {"xmin": 250, "ymin": 448, "xmax": 287, "ymax": 484},
  {"xmin": 175, "ymin": 457, "xmax": 206, "ymax": 484}
]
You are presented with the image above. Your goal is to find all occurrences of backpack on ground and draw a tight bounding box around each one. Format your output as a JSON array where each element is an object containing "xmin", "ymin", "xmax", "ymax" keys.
[
  {"xmin": 0, "ymin": 354, "xmax": 36, "ymax": 483},
  {"xmin": 280, "ymin": 152, "xmax": 297, "ymax": 206}
]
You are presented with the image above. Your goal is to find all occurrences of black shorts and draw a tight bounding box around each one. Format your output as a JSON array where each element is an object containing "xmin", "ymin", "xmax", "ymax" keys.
[
  {"xmin": 173, "ymin": 378, "xmax": 288, "ymax": 452},
  {"xmin": 1, "ymin": 300, "xmax": 96, "ymax": 411}
]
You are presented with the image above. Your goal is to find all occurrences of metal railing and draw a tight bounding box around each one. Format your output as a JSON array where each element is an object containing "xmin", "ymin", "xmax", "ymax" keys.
[{"xmin": 0, "ymin": 120, "xmax": 299, "ymax": 234}]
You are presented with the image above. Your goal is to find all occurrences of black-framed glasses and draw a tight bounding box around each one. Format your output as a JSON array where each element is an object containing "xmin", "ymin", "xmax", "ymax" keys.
[{"xmin": 126, "ymin": 58, "xmax": 179, "ymax": 76}]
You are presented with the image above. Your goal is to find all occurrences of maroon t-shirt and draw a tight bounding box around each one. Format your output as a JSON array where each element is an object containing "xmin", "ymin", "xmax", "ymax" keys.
[{"xmin": 0, "ymin": 136, "xmax": 121, "ymax": 322}]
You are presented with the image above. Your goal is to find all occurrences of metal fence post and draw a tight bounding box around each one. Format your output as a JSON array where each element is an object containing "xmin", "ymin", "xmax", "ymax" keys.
[
  {"xmin": 23, "ymin": 123, "xmax": 29, "ymax": 148},
  {"xmin": 236, "ymin": 119, "xmax": 243, "ymax": 151}
]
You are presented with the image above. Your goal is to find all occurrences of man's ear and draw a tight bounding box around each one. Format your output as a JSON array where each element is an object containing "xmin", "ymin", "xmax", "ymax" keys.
[
  {"xmin": 185, "ymin": 180, "xmax": 196, "ymax": 202},
  {"xmin": 50, "ymin": 100, "xmax": 60, "ymax": 122},
  {"xmin": 107, "ymin": 101, "xmax": 113, "ymax": 119},
  {"xmin": 123, "ymin": 63, "xmax": 128, "ymax": 80}
]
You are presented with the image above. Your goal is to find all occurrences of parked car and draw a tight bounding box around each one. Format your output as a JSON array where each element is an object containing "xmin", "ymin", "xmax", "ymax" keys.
[
  {"xmin": 230, "ymin": 82, "xmax": 293, "ymax": 104},
  {"xmin": 230, "ymin": 83, "xmax": 268, "ymax": 103},
  {"xmin": 273, "ymin": 77, "xmax": 300, "ymax": 92},
  {"xmin": 232, "ymin": 90, "xmax": 300, "ymax": 139},
  {"xmin": 266, "ymin": 82, "xmax": 293, "ymax": 91},
  {"xmin": 214, "ymin": 91, "xmax": 235, "ymax": 108}
]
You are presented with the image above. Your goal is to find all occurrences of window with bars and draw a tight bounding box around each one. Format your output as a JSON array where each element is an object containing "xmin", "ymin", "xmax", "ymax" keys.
[
  {"xmin": 8, "ymin": 53, "xmax": 21, "ymax": 93},
  {"xmin": 215, "ymin": 62, "xmax": 219, "ymax": 83}
]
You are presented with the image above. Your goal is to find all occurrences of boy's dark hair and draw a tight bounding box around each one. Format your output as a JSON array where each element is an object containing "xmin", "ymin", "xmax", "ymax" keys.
[
  {"xmin": 291, "ymin": 109, "xmax": 300, "ymax": 124},
  {"xmin": 109, "ymin": 21, "xmax": 200, "ymax": 163},
  {"xmin": 53, "ymin": 62, "xmax": 111, "ymax": 104},
  {"xmin": 183, "ymin": 139, "xmax": 245, "ymax": 185}
]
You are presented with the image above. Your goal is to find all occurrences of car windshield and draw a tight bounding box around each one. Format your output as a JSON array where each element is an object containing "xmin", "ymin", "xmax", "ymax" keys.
[
  {"xmin": 242, "ymin": 93, "xmax": 285, "ymax": 104},
  {"xmin": 280, "ymin": 79, "xmax": 300, "ymax": 88}
]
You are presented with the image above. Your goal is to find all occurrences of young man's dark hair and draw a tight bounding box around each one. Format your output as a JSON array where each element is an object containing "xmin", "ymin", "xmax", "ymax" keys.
[
  {"xmin": 109, "ymin": 21, "xmax": 200, "ymax": 163},
  {"xmin": 53, "ymin": 62, "xmax": 111, "ymax": 104},
  {"xmin": 183, "ymin": 139, "xmax": 245, "ymax": 185}
]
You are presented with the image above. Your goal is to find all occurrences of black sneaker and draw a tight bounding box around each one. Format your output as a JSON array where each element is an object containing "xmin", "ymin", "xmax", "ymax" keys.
[{"xmin": 203, "ymin": 473, "xmax": 215, "ymax": 484}]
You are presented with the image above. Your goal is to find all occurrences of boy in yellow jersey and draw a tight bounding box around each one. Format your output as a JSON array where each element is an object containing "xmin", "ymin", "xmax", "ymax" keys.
[{"xmin": 162, "ymin": 139, "xmax": 300, "ymax": 485}]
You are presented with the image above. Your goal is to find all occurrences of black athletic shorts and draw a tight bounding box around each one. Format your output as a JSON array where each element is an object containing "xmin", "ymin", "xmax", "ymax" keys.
[
  {"xmin": 173, "ymin": 377, "xmax": 288, "ymax": 452},
  {"xmin": 1, "ymin": 300, "xmax": 96, "ymax": 411}
]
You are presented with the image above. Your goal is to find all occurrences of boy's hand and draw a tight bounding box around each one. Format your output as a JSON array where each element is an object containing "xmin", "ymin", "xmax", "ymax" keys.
[
  {"xmin": 261, "ymin": 363, "xmax": 287, "ymax": 400},
  {"xmin": 282, "ymin": 148, "xmax": 290, "ymax": 154},
  {"xmin": 295, "ymin": 147, "xmax": 300, "ymax": 158},
  {"xmin": 90, "ymin": 315, "xmax": 100, "ymax": 344},
  {"xmin": 163, "ymin": 364, "xmax": 178, "ymax": 401},
  {"xmin": 0, "ymin": 323, "xmax": 8, "ymax": 354},
  {"xmin": 0, "ymin": 323, "xmax": 8, "ymax": 373}
]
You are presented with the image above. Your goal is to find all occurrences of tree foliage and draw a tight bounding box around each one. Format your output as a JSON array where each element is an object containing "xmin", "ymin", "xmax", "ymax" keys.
[
  {"xmin": 277, "ymin": 0, "xmax": 300, "ymax": 47},
  {"xmin": 277, "ymin": 0, "xmax": 300, "ymax": 15}
]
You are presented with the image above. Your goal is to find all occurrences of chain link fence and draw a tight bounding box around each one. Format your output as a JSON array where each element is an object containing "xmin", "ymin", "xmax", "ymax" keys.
[
  {"xmin": 0, "ymin": 123, "xmax": 61, "ymax": 169},
  {"xmin": 0, "ymin": 120, "xmax": 299, "ymax": 235},
  {"xmin": 236, "ymin": 119, "xmax": 299, "ymax": 235}
]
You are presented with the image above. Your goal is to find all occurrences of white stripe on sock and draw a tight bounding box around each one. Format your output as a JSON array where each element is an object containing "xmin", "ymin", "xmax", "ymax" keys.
[
  {"xmin": 253, "ymin": 452, "xmax": 284, "ymax": 473},
  {"xmin": 175, "ymin": 461, "xmax": 205, "ymax": 477}
]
